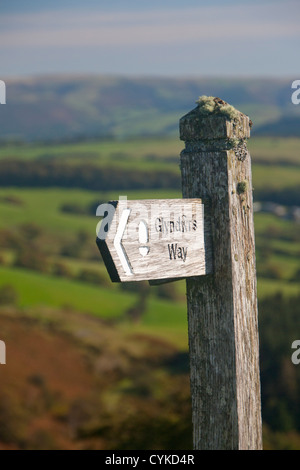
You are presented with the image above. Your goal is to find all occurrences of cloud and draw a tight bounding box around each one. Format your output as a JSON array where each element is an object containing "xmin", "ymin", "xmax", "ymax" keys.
[
  {"xmin": 0, "ymin": 2, "xmax": 299, "ymax": 49},
  {"xmin": 1, "ymin": 1, "xmax": 299, "ymax": 77}
]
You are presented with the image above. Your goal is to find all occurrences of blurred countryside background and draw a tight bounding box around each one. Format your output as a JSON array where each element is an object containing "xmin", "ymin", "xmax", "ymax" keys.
[{"xmin": 0, "ymin": 0, "xmax": 300, "ymax": 450}]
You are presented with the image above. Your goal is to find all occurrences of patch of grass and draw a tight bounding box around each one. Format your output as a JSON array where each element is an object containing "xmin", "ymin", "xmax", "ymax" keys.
[
  {"xmin": 249, "ymin": 137, "xmax": 300, "ymax": 165},
  {"xmin": 1, "ymin": 136, "xmax": 299, "ymax": 166},
  {"xmin": 0, "ymin": 265, "xmax": 188, "ymax": 338},
  {"xmin": 0, "ymin": 137, "xmax": 183, "ymax": 165},
  {"xmin": 0, "ymin": 266, "xmax": 134, "ymax": 318},
  {"xmin": 252, "ymin": 165, "xmax": 300, "ymax": 190},
  {"xmin": 265, "ymin": 239, "xmax": 300, "ymax": 257},
  {"xmin": 254, "ymin": 213, "xmax": 296, "ymax": 233},
  {"xmin": 0, "ymin": 188, "xmax": 183, "ymax": 240},
  {"xmin": 257, "ymin": 278, "xmax": 300, "ymax": 299}
]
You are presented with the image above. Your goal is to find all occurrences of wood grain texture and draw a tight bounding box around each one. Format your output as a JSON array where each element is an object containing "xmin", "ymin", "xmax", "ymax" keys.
[
  {"xmin": 97, "ymin": 199, "xmax": 212, "ymax": 282},
  {"xmin": 180, "ymin": 106, "xmax": 262, "ymax": 450}
]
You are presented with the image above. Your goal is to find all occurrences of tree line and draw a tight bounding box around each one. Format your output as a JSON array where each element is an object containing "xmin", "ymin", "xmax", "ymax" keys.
[
  {"xmin": 0, "ymin": 159, "xmax": 298, "ymax": 206},
  {"xmin": 0, "ymin": 159, "xmax": 180, "ymax": 191}
]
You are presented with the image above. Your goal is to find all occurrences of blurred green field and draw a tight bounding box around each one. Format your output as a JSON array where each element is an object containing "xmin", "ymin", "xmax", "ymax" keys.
[
  {"xmin": 0, "ymin": 138, "xmax": 299, "ymax": 203},
  {"xmin": 252, "ymin": 165, "xmax": 300, "ymax": 190},
  {"xmin": 0, "ymin": 184, "xmax": 299, "ymax": 347},
  {"xmin": 0, "ymin": 265, "xmax": 189, "ymax": 348},
  {"xmin": 248, "ymin": 137, "xmax": 300, "ymax": 165},
  {"xmin": 0, "ymin": 265, "xmax": 133, "ymax": 318},
  {"xmin": 0, "ymin": 187, "xmax": 182, "ymax": 238},
  {"xmin": 0, "ymin": 137, "xmax": 183, "ymax": 170},
  {"xmin": 0, "ymin": 135, "xmax": 300, "ymax": 166},
  {"xmin": 0, "ymin": 135, "xmax": 299, "ymax": 351}
]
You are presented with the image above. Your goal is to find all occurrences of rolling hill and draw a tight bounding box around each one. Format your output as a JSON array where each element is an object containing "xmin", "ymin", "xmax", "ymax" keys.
[{"xmin": 0, "ymin": 75, "xmax": 299, "ymax": 141}]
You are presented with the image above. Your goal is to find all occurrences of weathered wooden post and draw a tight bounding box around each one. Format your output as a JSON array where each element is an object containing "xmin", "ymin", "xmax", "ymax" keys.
[{"xmin": 179, "ymin": 96, "xmax": 262, "ymax": 450}]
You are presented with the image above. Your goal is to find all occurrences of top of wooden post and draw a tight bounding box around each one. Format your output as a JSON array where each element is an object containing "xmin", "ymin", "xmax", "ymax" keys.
[{"xmin": 179, "ymin": 96, "xmax": 251, "ymax": 143}]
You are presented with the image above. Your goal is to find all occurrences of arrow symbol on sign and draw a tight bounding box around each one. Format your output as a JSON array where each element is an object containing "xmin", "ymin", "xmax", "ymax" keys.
[{"xmin": 113, "ymin": 208, "xmax": 133, "ymax": 276}]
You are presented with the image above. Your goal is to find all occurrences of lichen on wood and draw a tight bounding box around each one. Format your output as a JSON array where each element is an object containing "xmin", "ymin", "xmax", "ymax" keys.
[
  {"xmin": 196, "ymin": 96, "xmax": 241, "ymax": 120},
  {"xmin": 237, "ymin": 180, "xmax": 248, "ymax": 195}
]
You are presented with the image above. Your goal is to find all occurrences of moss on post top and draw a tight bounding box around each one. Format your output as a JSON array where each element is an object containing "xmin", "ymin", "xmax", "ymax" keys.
[
  {"xmin": 180, "ymin": 96, "xmax": 251, "ymax": 143},
  {"xmin": 195, "ymin": 96, "xmax": 241, "ymax": 120}
]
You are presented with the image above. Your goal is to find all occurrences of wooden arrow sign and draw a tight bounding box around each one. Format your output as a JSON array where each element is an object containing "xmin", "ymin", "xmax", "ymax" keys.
[{"xmin": 96, "ymin": 199, "xmax": 212, "ymax": 282}]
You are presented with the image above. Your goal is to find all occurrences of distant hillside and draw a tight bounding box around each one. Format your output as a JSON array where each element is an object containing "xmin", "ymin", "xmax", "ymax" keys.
[
  {"xmin": 255, "ymin": 116, "xmax": 300, "ymax": 137},
  {"xmin": 0, "ymin": 75, "xmax": 299, "ymax": 141}
]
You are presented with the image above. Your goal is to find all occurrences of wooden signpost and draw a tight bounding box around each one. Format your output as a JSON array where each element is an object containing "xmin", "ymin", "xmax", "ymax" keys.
[{"xmin": 96, "ymin": 96, "xmax": 263, "ymax": 450}]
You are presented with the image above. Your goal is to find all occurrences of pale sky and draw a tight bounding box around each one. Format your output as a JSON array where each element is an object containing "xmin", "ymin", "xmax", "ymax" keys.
[{"xmin": 1, "ymin": 0, "xmax": 299, "ymax": 78}]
